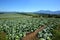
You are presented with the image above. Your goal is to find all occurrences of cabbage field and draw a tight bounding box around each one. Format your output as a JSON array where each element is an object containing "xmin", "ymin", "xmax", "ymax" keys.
[{"xmin": 0, "ymin": 14, "xmax": 60, "ymax": 40}]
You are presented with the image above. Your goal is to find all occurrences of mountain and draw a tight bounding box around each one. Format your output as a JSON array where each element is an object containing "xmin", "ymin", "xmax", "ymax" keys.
[{"xmin": 36, "ymin": 10, "xmax": 60, "ymax": 15}]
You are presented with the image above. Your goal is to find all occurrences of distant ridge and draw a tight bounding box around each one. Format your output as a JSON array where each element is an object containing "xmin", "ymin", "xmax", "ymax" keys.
[
  {"xmin": 36, "ymin": 10, "xmax": 60, "ymax": 15},
  {"xmin": 0, "ymin": 10, "xmax": 60, "ymax": 15}
]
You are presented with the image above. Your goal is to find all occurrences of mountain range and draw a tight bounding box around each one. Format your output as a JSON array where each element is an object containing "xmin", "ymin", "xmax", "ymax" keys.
[
  {"xmin": 36, "ymin": 10, "xmax": 60, "ymax": 15},
  {"xmin": 0, "ymin": 10, "xmax": 60, "ymax": 15}
]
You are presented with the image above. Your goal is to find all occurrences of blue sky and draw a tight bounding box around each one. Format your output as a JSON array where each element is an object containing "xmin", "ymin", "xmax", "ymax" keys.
[{"xmin": 0, "ymin": 0, "xmax": 60, "ymax": 12}]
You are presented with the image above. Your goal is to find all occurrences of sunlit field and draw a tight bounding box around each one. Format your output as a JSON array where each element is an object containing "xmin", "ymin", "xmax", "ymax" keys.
[{"xmin": 0, "ymin": 14, "xmax": 60, "ymax": 40}]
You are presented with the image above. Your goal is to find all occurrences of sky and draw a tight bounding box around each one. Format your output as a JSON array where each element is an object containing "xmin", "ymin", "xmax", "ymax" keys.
[{"xmin": 0, "ymin": 0, "xmax": 60, "ymax": 12}]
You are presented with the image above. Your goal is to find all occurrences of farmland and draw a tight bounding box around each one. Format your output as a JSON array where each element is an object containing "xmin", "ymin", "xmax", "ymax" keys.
[{"xmin": 0, "ymin": 13, "xmax": 60, "ymax": 40}]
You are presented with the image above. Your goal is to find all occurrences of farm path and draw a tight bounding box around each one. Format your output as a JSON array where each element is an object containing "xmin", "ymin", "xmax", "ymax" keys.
[{"xmin": 22, "ymin": 25, "xmax": 46, "ymax": 40}]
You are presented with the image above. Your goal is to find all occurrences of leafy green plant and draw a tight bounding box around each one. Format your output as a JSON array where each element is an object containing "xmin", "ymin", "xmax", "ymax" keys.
[{"xmin": 0, "ymin": 16, "xmax": 60, "ymax": 40}]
